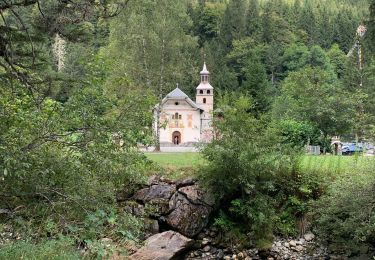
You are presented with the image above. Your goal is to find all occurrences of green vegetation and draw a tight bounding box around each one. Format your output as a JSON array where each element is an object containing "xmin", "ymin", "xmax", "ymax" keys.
[
  {"xmin": 0, "ymin": 238, "xmax": 80, "ymax": 260},
  {"xmin": 1, "ymin": 0, "xmax": 375, "ymax": 258},
  {"xmin": 312, "ymin": 170, "xmax": 375, "ymax": 255},
  {"xmin": 145, "ymin": 152, "xmax": 204, "ymax": 168}
]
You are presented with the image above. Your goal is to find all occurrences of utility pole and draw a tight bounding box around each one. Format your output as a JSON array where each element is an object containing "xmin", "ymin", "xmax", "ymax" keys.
[{"xmin": 347, "ymin": 25, "xmax": 367, "ymax": 148}]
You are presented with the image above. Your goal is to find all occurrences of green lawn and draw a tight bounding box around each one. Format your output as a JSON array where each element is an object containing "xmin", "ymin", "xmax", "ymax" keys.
[
  {"xmin": 145, "ymin": 152, "xmax": 204, "ymax": 168},
  {"xmin": 300, "ymin": 155, "xmax": 375, "ymax": 175},
  {"xmin": 145, "ymin": 152, "xmax": 375, "ymax": 175}
]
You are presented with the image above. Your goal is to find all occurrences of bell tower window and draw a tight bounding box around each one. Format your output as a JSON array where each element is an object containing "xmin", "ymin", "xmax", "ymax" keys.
[
  {"xmin": 199, "ymin": 90, "xmax": 203, "ymax": 94},
  {"xmin": 207, "ymin": 90, "xmax": 211, "ymax": 94},
  {"xmin": 203, "ymin": 98, "xmax": 206, "ymax": 104}
]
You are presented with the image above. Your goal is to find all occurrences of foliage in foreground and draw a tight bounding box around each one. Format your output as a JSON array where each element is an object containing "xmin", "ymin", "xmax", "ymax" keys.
[
  {"xmin": 0, "ymin": 54, "xmax": 154, "ymax": 257},
  {"xmin": 200, "ymin": 95, "xmax": 322, "ymax": 248},
  {"xmin": 0, "ymin": 237, "xmax": 80, "ymax": 260},
  {"xmin": 199, "ymin": 94, "xmax": 375, "ymax": 254},
  {"xmin": 311, "ymin": 169, "xmax": 375, "ymax": 256}
]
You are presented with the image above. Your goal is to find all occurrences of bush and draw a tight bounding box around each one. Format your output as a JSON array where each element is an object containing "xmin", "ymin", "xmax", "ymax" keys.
[
  {"xmin": 311, "ymin": 170, "xmax": 375, "ymax": 256},
  {"xmin": 200, "ymin": 95, "xmax": 311, "ymax": 247}
]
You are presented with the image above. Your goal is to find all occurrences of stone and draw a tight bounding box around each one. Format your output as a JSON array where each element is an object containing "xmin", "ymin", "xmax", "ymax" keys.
[
  {"xmin": 133, "ymin": 184, "xmax": 176, "ymax": 202},
  {"xmin": 289, "ymin": 240, "xmax": 297, "ymax": 247},
  {"xmin": 276, "ymin": 242, "xmax": 282, "ymax": 247},
  {"xmin": 129, "ymin": 231, "xmax": 193, "ymax": 260},
  {"xmin": 166, "ymin": 186, "xmax": 214, "ymax": 237},
  {"xmin": 203, "ymin": 245, "xmax": 211, "ymax": 252},
  {"xmin": 100, "ymin": 237, "xmax": 112, "ymax": 244},
  {"xmin": 224, "ymin": 256, "xmax": 231, "ymax": 260},
  {"xmin": 217, "ymin": 249, "xmax": 224, "ymax": 259},
  {"xmin": 175, "ymin": 178, "xmax": 196, "ymax": 188},
  {"xmin": 202, "ymin": 238, "xmax": 210, "ymax": 245},
  {"xmin": 295, "ymin": 245, "xmax": 304, "ymax": 252},
  {"xmin": 178, "ymin": 185, "xmax": 215, "ymax": 207},
  {"xmin": 303, "ymin": 232, "xmax": 315, "ymax": 242},
  {"xmin": 238, "ymin": 252, "xmax": 245, "ymax": 259},
  {"xmin": 284, "ymin": 242, "xmax": 290, "ymax": 248},
  {"xmin": 144, "ymin": 219, "xmax": 159, "ymax": 235},
  {"xmin": 124, "ymin": 201, "xmax": 146, "ymax": 217}
]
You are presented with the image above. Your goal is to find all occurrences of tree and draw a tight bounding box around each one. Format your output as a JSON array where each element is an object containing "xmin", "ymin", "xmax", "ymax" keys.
[
  {"xmin": 245, "ymin": 0, "xmax": 260, "ymax": 38},
  {"xmin": 193, "ymin": 2, "xmax": 224, "ymax": 46},
  {"xmin": 282, "ymin": 44, "xmax": 310, "ymax": 73},
  {"xmin": 106, "ymin": 0, "xmax": 198, "ymax": 151},
  {"xmin": 365, "ymin": 0, "xmax": 375, "ymax": 56},
  {"xmin": 273, "ymin": 67, "xmax": 355, "ymax": 139},
  {"xmin": 219, "ymin": 0, "xmax": 247, "ymax": 52},
  {"xmin": 227, "ymin": 38, "xmax": 273, "ymax": 113},
  {"xmin": 327, "ymin": 44, "xmax": 347, "ymax": 78},
  {"xmin": 298, "ymin": 0, "xmax": 317, "ymax": 45}
]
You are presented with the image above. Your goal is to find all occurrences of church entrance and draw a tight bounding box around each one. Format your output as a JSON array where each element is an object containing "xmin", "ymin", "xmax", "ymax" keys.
[{"xmin": 172, "ymin": 131, "xmax": 181, "ymax": 145}]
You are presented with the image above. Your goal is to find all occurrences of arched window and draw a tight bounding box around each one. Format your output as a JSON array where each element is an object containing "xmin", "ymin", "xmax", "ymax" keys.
[
  {"xmin": 207, "ymin": 90, "xmax": 211, "ymax": 94},
  {"xmin": 175, "ymin": 112, "xmax": 178, "ymax": 119},
  {"xmin": 203, "ymin": 98, "xmax": 206, "ymax": 104},
  {"xmin": 199, "ymin": 90, "xmax": 203, "ymax": 94}
]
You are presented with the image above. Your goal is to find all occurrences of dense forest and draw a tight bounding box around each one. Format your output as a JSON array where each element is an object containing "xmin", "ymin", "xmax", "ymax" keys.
[{"xmin": 1, "ymin": 0, "xmax": 375, "ymax": 258}]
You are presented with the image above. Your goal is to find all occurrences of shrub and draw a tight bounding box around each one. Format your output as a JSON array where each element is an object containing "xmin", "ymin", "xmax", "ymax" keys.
[
  {"xmin": 311, "ymin": 170, "xmax": 375, "ymax": 256},
  {"xmin": 200, "ymin": 95, "xmax": 307, "ymax": 246}
]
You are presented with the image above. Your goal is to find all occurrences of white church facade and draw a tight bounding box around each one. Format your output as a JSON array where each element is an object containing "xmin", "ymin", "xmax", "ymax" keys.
[{"xmin": 154, "ymin": 63, "xmax": 214, "ymax": 146}]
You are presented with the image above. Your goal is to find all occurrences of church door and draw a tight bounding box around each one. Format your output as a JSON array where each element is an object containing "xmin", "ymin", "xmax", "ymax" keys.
[{"xmin": 172, "ymin": 131, "xmax": 181, "ymax": 145}]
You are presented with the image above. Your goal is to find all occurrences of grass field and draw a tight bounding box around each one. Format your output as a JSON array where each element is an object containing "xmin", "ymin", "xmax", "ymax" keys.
[
  {"xmin": 300, "ymin": 155, "xmax": 375, "ymax": 175},
  {"xmin": 145, "ymin": 152, "xmax": 375, "ymax": 175},
  {"xmin": 145, "ymin": 152, "xmax": 205, "ymax": 168}
]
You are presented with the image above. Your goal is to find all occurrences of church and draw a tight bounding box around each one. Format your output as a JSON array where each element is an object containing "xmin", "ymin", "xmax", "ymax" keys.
[{"xmin": 154, "ymin": 63, "xmax": 214, "ymax": 146}]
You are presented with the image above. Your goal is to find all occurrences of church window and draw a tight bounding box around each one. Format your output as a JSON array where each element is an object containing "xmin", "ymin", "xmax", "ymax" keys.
[
  {"xmin": 207, "ymin": 90, "xmax": 211, "ymax": 94},
  {"xmin": 203, "ymin": 98, "xmax": 206, "ymax": 104},
  {"xmin": 199, "ymin": 90, "xmax": 203, "ymax": 94},
  {"xmin": 179, "ymin": 115, "xmax": 182, "ymax": 119},
  {"xmin": 173, "ymin": 112, "xmax": 179, "ymax": 119}
]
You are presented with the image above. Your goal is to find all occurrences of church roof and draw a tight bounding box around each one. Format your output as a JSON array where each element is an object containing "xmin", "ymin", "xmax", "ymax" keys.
[
  {"xmin": 157, "ymin": 87, "xmax": 203, "ymax": 111},
  {"xmin": 166, "ymin": 87, "xmax": 189, "ymax": 98}
]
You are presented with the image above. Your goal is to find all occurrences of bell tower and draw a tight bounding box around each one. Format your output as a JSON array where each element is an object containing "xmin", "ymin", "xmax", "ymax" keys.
[
  {"xmin": 196, "ymin": 62, "xmax": 214, "ymax": 141},
  {"xmin": 196, "ymin": 62, "xmax": 213, "ymax": 117}
]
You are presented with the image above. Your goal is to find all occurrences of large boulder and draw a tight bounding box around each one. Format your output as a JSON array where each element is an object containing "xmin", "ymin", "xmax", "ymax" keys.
[
  {"xmin": 133, "ymin": 183, "xmax": 176, "ymax": 215},
  {"xmin": 165, "ymin": 185, "xmax": 215, "ymax": 237},
  {"xmin": 122, "ymin": 177, "xmax": 216, "ymax": 239},
  {"xmin": 129, "ymin": 231, "xmax": 193, "ymax": 260},
  {"xmin": 133, "ymin": 184, "xmax": 176, "ymax": 202}
]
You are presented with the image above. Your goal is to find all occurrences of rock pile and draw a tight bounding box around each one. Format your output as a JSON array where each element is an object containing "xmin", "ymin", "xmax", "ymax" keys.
[
  {"xmin": 125, "ymin": 177, "xmax": 334, "ymax": 260},
  {"xmin": 121, "ymin": 176, "xmax": 216, "ymax": 238},
  {"xmin": 184, "ymin": 227, "xmax": 329, "ymax": 260}
]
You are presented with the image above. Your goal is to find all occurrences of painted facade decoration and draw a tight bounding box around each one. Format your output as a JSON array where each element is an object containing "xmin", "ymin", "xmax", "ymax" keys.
[{"xmin": 154, "ymin": 63, "xmax": 214, "ymax": 145}]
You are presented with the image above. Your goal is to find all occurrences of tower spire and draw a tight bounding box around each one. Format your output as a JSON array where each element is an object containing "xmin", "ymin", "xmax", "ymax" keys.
[{"xmin": 200, "ymin": 62, "xmax": 210, "ymax": 83}]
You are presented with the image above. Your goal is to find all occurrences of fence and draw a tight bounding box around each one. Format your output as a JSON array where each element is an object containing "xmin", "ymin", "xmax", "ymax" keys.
[{"xmin": 305, "ymin": 145, "xmax": 321, "ymax": 155}]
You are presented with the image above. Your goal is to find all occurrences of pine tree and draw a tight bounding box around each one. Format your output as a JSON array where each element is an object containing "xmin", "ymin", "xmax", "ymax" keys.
[{"xmin": 219, "ymin": 0, "xmax": 247, "ymax": 51}]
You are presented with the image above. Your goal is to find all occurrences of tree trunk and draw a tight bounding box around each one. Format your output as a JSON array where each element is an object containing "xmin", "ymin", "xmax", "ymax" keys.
[{"xmin": 154, "ymin": 37, "xmax": 166, "ymax": 152}]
